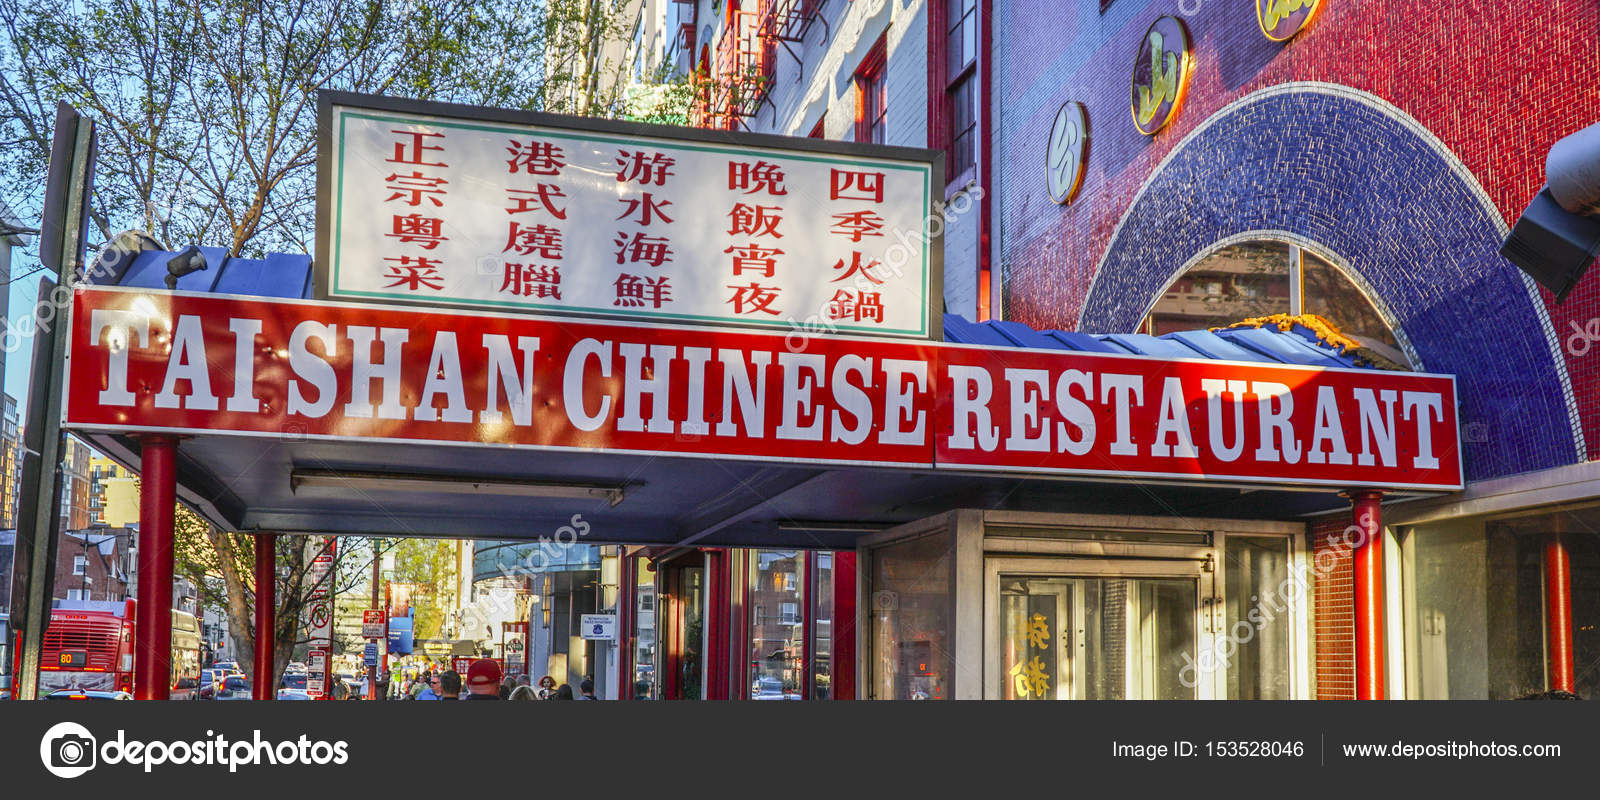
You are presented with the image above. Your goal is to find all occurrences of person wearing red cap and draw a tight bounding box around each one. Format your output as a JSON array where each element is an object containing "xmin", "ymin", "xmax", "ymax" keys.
[{"xmin": 464, "ymin": 660, "xmax": 503, "ymax": 701}]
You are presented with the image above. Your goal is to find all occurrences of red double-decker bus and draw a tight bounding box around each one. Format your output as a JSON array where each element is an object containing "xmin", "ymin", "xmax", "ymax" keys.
[{"xmin": 37, "ymin": 599, "xmax": 202, "ymax": 699}]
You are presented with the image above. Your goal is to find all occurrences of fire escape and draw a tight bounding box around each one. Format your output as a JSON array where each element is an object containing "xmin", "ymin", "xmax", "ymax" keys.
[
  {"xmin": 691, "ymin": 1, "xmax": 825, "ymax": 130},
  {"xmin": 761, "ymin": 0, "xmax": 828, "ymax": 63}
]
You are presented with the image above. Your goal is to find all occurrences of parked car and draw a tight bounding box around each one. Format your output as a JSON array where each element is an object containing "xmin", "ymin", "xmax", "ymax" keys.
[
  {"xmin": 212, "ymin": 660, "xmax": 241, "ymax": 673},
  {"xmin": 280, "ymin": 672, "xmax": 308, "ymax": 690},
  {"xmin": 277, "ymin": 688, "xmax": 313, "ymax": 700},
  {"xmin": 285, "ymin": 661, "xmax": 307, "ymax": 674},
  {"xmin": 44, "ymin": 689, "xmax": 133, "ymax": 700},
  {"xmin": 214, "ymin": 675, "xmax": 252, "ymax": 700},
  {"xmin": 751, "ymin": 676, "xmax": 787, "ymax": 700}
]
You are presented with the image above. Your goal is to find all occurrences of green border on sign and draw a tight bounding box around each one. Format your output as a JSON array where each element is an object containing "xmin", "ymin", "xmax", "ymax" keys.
[{"xmin": 332, "ymin": 110, "xmax": 933, "ymax": 337}]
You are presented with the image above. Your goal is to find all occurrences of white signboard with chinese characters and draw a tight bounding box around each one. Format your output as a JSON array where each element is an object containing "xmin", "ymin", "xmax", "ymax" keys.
[{"xmin": 318, "ymin": 93, "xmax": 940, "ymax": 339}]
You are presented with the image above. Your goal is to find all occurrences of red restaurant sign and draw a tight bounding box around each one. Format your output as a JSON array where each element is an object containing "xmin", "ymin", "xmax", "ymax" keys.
[{"xmin": 64, "ymin": 287, "xmax": 1462, "ymax": 489}]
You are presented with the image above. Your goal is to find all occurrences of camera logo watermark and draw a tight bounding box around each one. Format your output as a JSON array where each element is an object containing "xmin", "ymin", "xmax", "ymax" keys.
[
  {"xmin": 39, "ymin": 722, "xmax": 349, "ymax": 778},
  {"xmin": 41, "ymin": 722, "xmax": 97, "ymax": 779}
]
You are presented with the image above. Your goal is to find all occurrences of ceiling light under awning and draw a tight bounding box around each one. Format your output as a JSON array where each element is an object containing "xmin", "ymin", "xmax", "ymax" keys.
[{"xmin": 288, "ymin": 469, "xmax": 627, "ymax": 508}]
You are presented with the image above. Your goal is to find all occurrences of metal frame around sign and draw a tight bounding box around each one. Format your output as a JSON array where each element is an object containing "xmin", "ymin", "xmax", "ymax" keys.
[{"xmin": 314, "ymin": 90, "xmax": 946, "ymax": 341}]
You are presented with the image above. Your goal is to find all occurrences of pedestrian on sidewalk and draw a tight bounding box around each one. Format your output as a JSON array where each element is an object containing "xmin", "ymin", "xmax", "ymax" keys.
[
  {"xmin": 536, "ymin": 675, "xmax": 557, "ymax": 700},
  {"xmin": 436, "ymin": 670, "xmax": 462, "ymax": 700},
  {"xmin": 464, "ymin": 660, "xmax": 502, "ymax": 701},
  {"xmin": 414, "ymin": 671, "xmax": 438, "ymax": 700},
  {"xmin": 553, "ymin": 684, "xmax": 574, "ymax": 700},
  {"xmin": 576, "ymin": 678, "xmax": 597, "ymax": 700}
]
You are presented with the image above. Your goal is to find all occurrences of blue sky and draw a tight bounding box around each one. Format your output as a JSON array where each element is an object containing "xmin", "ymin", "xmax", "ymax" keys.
[{"xmin": 6, "ymin": 249, "xmax": 44, "ymax": 418}]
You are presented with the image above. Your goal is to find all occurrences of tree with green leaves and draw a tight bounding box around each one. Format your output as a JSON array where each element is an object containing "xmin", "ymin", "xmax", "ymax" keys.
[
  {"xmin": 0, "ymin": 0, "xmax": 687, "ymax": 689},
  {"xmin": 0, "ymin": 0, "xmax": 689, "ymax": 264}
]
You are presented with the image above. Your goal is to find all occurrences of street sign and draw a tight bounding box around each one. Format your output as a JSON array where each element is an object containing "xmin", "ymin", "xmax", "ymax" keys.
[
  {"xmin": 318, "ymin": 92, "xmax": 941, "ymax": 339},
  {"xmin": 363, "ymin": 641, "xmax": 379, "ymax": 667},
  {"xmin": 362, "ymin": 609, "xmax": 385, "ymax": 639},
  {"xmin": 306, "ymin": 648, "xmax": 328, "ymax": 698},
  {"xmin": 580, "ymin": 614, "xmax": 617, "ymax": 641}
]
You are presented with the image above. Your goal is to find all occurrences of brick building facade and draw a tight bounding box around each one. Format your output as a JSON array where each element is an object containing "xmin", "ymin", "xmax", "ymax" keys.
[{"xmin": 660, "ymin": 0, "xmax": 1600, "ymax": 700}]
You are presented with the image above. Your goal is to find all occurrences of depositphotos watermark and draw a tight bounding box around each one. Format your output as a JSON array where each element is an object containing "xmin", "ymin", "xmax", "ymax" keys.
[{"xmin": 39, "ymin": 721, "xmax": 349, "ymax": 779}]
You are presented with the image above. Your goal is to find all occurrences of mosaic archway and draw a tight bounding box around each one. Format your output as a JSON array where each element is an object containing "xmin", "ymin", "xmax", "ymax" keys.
[{"xmin": 1079, "ymin": 82, "xmax": 1580, "ymax": 481}]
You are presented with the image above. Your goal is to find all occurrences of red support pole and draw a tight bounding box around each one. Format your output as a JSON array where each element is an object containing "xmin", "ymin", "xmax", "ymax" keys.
[
  {"xmin": 832, "ymin": 550, "xmax": 857, "ymax": 700},
  {"xmin": 134, "ymin": 435, "xmax": 177, "ymax": 701},
  {"xmin": 617, "ymin": 554, "xmax": 635, "ymax": 701},
  {"xmin": 1350, "ymin": 490, "xmax": 1385, "ymax": 701},
  {"xmin": 1544, "ymin": 532, "xmax": 1575, "ymax": 693},
  {"xmin": 253, "ymin": 533, "xmax": 276, "ymax": 700},
  {"xmin": 705, "ymin": 549, "xmax": 728, "ymax": 700},
  {"xmin": 802, "ymin": 551, "xmax": 816, "ymax": 700}
]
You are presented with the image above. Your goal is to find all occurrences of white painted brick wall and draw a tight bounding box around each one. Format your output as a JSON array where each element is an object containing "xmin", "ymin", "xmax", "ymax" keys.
[{"xmin": 691, "ymin": 0, "xmax": 979, "ymax": 329}]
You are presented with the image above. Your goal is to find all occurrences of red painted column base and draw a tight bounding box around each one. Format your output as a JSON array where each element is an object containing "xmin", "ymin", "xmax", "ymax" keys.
[
  {"xmin": 134, "ymin": 435, "xmax": 177, "ymax": 701},
  {"xmin": 1350, "ymin": 490, "xmax": 1385, "ymax": 701},
  {"xmin": 253, "ymin": 533, "xmax": 276, "ymax": 701}
]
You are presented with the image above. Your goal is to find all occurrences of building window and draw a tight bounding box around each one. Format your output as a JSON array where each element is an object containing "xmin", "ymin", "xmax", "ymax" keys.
[
  {"xmin": 73, "ymin": 555, "xmax": 87, "ymax": 576},
  {"xmin": 1400, "ymin": 507, "xmax": 1599, "ymax": 699},
  {"xmin": 870, "ymin": 531, "xmax": 952, "ymax": 700},
  {"xmin": 749, "ymin": 550, "xmax": 803, "ymax": 699},
  {"xmin": 66, "ymin": 588, "xmax": 86, "ymax": 601},
  {"xmin": 854, "ymin": 35, "xmax": 887, "ymax": 144},
  {"xmin": 1143, "ymin": 241, "xmax": 1413, "ymax": 370},
  {"xmin": 810, "ymin": 552, "xmax": 834, "ymax": 699},
  {"xmin": 946, "ymin": 0, "xmax": 978, "ymax": 179}
]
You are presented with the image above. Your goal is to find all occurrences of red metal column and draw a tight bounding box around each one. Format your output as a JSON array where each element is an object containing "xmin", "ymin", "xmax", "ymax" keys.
[
  {"xmin": 1544, "ymin": 531, "xmax": 1575, "ymax": 692},
  {"xmin": 252, "ymin": 533, "xmax": 276, "ymax": 700},
  {"xmin": 704, "ymin": 549, "xmax": 729, "ymax": 700},
  {"xmin": 832, "ymin": 550, "xmax": 857, "ymax": 700},
  {"xmin": 802, "ymin": 551, "xmax": 816, "ymax": 699},
  {"xmin": 134, "ymin": 435, "xmax": 177, "ymax": 701},
  {"xmin": 1350, "ymin": 490, "xmax": 1385, "ymax": 700},
  {"xmin": 616, "ymin": 554, "xmax": 635, "ymax": 700}
]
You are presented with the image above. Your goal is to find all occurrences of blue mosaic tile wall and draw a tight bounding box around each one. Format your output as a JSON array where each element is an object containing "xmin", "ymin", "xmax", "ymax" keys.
[{"xmin": 1076, "ymin": 87, "xmax": 1577, "ymax": 481}]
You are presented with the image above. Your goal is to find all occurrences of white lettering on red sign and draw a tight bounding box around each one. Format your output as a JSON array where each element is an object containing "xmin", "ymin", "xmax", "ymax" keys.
[{"xmin": 66, "ymin": 287, "xmax": 1461, "ymax": 489}]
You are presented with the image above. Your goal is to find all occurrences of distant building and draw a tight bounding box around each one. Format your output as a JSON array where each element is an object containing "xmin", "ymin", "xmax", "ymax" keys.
[
  {"xmin": 2, "ymin": 394, "xmax": 19, "ymax": 530},
  {"xmin": 59, "ymin": 438, "xmax": 91, "ymax": 533},
  {"xmin": 55, "ymin": 527, "xmax": 135, "ymax": 603},
  {"xmin": 88, "ymin": 453, "xmax": 139, "ymax": 527}
]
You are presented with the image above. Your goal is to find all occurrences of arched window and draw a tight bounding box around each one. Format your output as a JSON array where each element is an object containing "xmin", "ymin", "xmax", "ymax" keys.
[{"xmin": 1142, "ymin": 240, "xmax": 1412, "ymax": 369}]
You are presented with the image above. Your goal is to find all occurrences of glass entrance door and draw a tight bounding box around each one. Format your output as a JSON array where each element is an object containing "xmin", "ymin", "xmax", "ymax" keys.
[{"xmin": 985, "ymin": 558, "xmax": 1213, "ymax": 700}]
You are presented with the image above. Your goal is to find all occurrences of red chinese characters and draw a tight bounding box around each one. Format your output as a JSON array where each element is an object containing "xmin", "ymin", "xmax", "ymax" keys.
[
  {"xmin": 502, "ymin": 138, "xmax": 570, "ymax": 301},
  {"xmin": 613, "ymin": 149, "xmax": 679, "ymax": 309},
  {"xmin": 826, "ymin": 168, "xmax": 891, "ymax": 324},
  {"xmin": 723, "ymin": 161, "xmax": 790, "ymax": 316},
  {"xmin": 382, "ymin": 129, "xmax": 450, "ymax": 292}
]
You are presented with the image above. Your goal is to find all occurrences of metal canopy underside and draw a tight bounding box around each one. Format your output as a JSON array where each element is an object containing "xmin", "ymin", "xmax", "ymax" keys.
[
  {"xmin": 76, "ymin": 245, "xmax": 1442, "ymax": 547},
  {"xmin": 83, "ymin": 429, "xmax": 1413, "ymax": 548}
]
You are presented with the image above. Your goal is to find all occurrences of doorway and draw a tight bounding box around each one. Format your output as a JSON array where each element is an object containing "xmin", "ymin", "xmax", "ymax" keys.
[
  {"xmin": 656, "ymin": 552, "xmax": 706, "ymax": 700},
  {"xmin": 984, "ymin": 557, "xmax": 1215, "ymax": 700}
]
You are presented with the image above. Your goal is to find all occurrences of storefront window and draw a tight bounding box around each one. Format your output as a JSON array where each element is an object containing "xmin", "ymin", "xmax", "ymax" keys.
[
  {"xmin": 632, "ymin": 559, "xmax": 656, "ymax": 699},
  {"xmin": 1402, "ymin": 518, "xmax": 1547, "ymax": 699},
  {"xmin": 1224, "ymin": 536, "xmax": 1292, "ymax": 699},
  {"xmin": 749, "ymin": 550, "xmax": 803, "ymax": 699},
  {"xmin": 870, "ymin": 531, "xmax": 951, "ymax": 700},
  {"xmin": 811, "ymin": 552, "xmax": 833, "ymax": 699}
]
